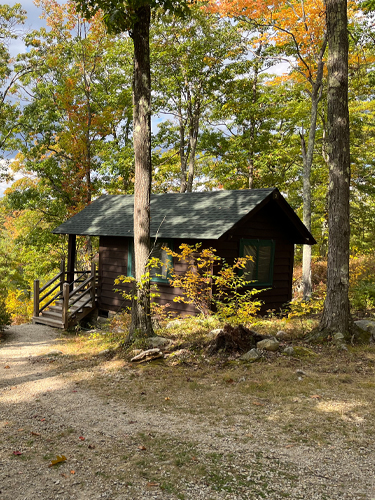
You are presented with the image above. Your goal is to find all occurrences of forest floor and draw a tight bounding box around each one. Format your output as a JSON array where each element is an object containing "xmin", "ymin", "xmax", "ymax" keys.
[{"xmin": 1, "ymin": 323, "xmax": 375, "ymax": 500}]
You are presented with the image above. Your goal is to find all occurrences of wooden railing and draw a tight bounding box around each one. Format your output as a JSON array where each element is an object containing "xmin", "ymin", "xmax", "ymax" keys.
[{"xmin": 33, "ymin": 261, "xmax": 97, "ymax": 328}]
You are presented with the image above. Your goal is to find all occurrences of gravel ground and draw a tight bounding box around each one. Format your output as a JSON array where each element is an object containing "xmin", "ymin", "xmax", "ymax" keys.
[{"xmin": 1, "ymin": 324, "xmax": 375, "ymax": 499}]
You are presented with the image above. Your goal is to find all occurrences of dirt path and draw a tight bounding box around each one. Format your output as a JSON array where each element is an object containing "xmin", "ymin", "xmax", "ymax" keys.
[{"xmin": 1, "ymin": 324, "xmax": 375, "ymax": 500}]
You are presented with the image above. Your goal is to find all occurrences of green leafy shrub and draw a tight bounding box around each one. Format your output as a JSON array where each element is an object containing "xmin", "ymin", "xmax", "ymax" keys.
[
  {"xmin": 0, "ymin": 291, "xmax": 11, "ymax": 330},
  {"xmin": 166, "ymin": 243, "xmax": 263, "ymax": 325}
]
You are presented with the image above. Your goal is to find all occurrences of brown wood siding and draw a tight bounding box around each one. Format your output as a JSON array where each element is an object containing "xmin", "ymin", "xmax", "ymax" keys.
[
  {"xmin": 221, "ymin": 205, "xmax": 295, "ymax": 313},
  {"xmin": 98, "ymin": 236, "xmax": 197, "ymax": 316},
  {"xmin": 98, "ymin": 202, "xmax": 296, "ymax": 316}
]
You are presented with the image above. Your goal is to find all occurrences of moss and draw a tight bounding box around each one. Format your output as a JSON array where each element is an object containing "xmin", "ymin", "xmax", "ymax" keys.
[{"xmin": 292, "ymin": 346, "xmax": 318, "ymax": 357}]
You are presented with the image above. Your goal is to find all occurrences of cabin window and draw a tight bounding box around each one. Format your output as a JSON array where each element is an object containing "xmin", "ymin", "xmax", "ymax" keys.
[
  {"xmin": 240, "ymin": 239, "xmax": 275, "ymax": 286},
  {"xmin": 127, "ymin": 239, "xmax": 173, "ymax": 283}
]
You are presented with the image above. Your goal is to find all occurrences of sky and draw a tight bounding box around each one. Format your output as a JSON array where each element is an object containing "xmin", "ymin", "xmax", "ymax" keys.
[
  {"xmin": 9, "ymin": 0, "xmax": 46, "ymax": 55},
  {"xmin": 0, "ymin": 1, "xmax": 47, "ymax": 196}
]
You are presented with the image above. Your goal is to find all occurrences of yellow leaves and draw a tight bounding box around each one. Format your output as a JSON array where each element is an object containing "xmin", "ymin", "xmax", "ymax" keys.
[{"xmin": 48, "ymin": 455, "xmax": 67, "ymax": 467}]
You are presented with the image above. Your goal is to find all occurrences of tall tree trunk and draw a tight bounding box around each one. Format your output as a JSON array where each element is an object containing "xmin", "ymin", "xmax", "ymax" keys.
[
  {"xmin": 179, "ymin": 106, "xmax": 189, "ymax": 193},
  {"xmin": 301, "ymin": 36, "xmax": 327, "ymax": 301},
  {"xmin": 319, "ymin": 0, "xmax": 351, "ymax": 335},
  {"xmin": 248, "ymin": 48, "xmax": 261, "ymax": 190},
  {"xmin": 129, "ymin": 4, "xmax": 153, "ymax": 337},
  {"xmin": 186, "ymin": 104, "xmax": 200, "ymax": 192}
]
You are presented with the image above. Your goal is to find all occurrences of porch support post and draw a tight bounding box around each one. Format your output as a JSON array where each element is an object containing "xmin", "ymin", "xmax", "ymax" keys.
[
  {"xmin": 67, "ymin": 234, "xmax": 76, "ymax": 292},
  {"xmin": 91, "ymin": 261, "xmax": 96, "ymax": 306},
  {"xmin": 33, "ymin": 280, "xmax": 40, "ymax": 318},
  {"xmin": 60, "ymin": 259, "xmax": 65, "ymax": 296},
  {"xmin": 62, "ymin": 282, "xmax": 69, "ymax": 329}
]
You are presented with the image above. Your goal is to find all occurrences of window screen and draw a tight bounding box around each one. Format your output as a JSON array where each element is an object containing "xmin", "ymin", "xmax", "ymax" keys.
[
  {"xmin": 241, "ymin": 239, "xmax": 274, "ymax": 285},
  {"xmin": 127, "ymin": 239, "xmax": 172, "ymax": 282},
  {"xmin": 149, "ymin": 241, "xmax": 171, "ymax": 281}
]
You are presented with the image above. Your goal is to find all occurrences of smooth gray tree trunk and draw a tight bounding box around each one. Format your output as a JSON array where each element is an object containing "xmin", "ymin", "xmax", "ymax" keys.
[{"xmin": 301, "ymin": 36, "xmax": 327, "ymax": 301}]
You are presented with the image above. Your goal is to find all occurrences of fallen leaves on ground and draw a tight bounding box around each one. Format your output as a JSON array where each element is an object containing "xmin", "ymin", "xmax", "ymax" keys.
[
  {"xmin": 48, "ymin": 455, "xmax": 67, "ymax": 467},
  {"xmin": 146, "ymin": 482, "xmax": 159, "ymax": 488}
]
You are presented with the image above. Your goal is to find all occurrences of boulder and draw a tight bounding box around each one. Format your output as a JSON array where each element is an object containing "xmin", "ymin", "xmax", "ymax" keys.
[
  {"xmin": 207, "ymin": 328, "xmax": 223, "ymax": 339},
  {"xmin": 257, "ymin": 338, "xmax": 280, "ymax": 352},
  {"xmin": 239, "ymin": 348, "xmax": 262, "ymax": 362},
  {"xmin": 276, "ymin": 330, "xmax": 288, "ymax": 340},
  {"xmin": 131, "ymin": 348, "xmax": 163, "ymax": 362},
  {"xmin": 147, "ymin": 336, "xmax": 171, "ymax": 348},
  {"xmin": 354, "ymin": 320, "xmax": 375, "ymax": 343}
]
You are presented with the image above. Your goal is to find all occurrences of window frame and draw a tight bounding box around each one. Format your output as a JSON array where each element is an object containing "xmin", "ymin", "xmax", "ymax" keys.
[
  {"xmin": 239, "ymin": 238, "xmax": 275, "ymax": 286},
  {"xmin": 127, "ymin": 238, "xmax": 173, "ymax": 283}
]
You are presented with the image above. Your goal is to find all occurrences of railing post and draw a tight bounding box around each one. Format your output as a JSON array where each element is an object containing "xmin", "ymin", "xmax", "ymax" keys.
[
  {"xmin": 62, "ymin": 282, "xmax": 70, "ymax": 329},
  {"xmin": 33, "ymin": 280, "xmax": 40, "ymax": 318},
  {"xmin": 60, "ymin": 259, "xmax": 65, "ymax": 295},
  {"xmin": 90, "ymin": 262, "xmax": 96, "ymax": 306}
]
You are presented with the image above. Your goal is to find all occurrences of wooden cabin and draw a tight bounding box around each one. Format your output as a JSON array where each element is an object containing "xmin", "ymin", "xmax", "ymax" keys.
[{"xmin": 50, "ymin": 188, "xmax": 315, "ymax": 319}]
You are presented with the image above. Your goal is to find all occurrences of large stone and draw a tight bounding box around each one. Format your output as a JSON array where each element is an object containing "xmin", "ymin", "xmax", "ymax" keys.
[
  {"xmin": 239, "ymin": 348, "xmax": 261, "ymax": 361},
  {"xmin": 207, "ymin": 329, "xmax": 223, "ymax": 339},
  {"xmin": 257, "ymin": 338, "xmax": 280, "ymax": 352},
  {"xmin": 147, "ymin": 336, "xmax": 171, "ymax": 348},
  {"xmin": 354, "ymin": 320, "xmax": 375, "ymax": 343},
  {"xmin": 276, "ymin": 330, "xmax": 288, "ymax": 340}
]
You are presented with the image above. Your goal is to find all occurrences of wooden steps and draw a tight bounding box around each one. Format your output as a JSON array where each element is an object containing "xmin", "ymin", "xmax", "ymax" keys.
[{"xmin": 32, "ymin": 292, "xmax": 97, "ymax": 330}]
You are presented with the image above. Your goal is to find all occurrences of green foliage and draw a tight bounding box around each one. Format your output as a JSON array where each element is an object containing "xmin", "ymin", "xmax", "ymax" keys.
[
  {"xmin": 165, "ymin": 243, "xmax": 263, "ymax": 324},
  {"xmin": 0, "ymin": 291, "xmax": 11, "ymax": 330},
  {"xmin": 349, "ymin": 254, "xmax": 375, "ymax": 311},
  {"xmin": 14, "ymin": 0, "xmax": 134, "ymax": 217},
  {"xmin": 114, "ymin": 256, "xmax": 166, "ymax": 307},
  {"xmin": 74, "ymin": 0, "xmax": 191, "ymax": 34}
]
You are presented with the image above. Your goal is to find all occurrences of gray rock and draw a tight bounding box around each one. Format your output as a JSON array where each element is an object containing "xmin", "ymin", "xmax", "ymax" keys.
[
  {"xmin": 333, "ymin": 332, "xmax": 345, "ymax": 343},
  {"xmin": 283, "ymin": 346, "xmax": 294, "ymax": 356},
  {"xmin": 276, "ymin": 330, "xmax": 288, "ymax": 340},
  {"xmin": 97, "ymin": 317, "xmax": 109, "ymax": 325},
  {"xmin": 97, "ymin": 349, "xmax": 112, "ymax": 356},
  {"xmin": 207, "ymin": 328, "xmax": 223, "ymax": 339},
  {"xmin": 131, "ymin": 348, "xmax": 163, "ymax": 362},
  {"xmin": 354, "ymin": 320, "xmax": 375, "ymax": 343},
  {"xmin": 147, "ymin": 336, "xmax": 171, "ymax": 348},
  {"xmin": 239, "ymin": 348, "xmax": 261, "ymax": 361},
  {"xmin": 257, "ymin": 338, "xmax": 280, "ymax": 352},
  {"xmin": 332, "ymin": 332, "xmax": 348, "ymax": 350}
]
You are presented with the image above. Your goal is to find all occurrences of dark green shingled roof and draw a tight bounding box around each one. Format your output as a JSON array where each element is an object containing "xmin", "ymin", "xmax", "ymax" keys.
[{"xmin": 53, "ymin": 188, "xmax": 314, "ymax": 243}]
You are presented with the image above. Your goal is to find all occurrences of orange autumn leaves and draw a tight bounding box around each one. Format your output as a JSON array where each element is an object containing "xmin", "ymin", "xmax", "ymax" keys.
[{"xmin": 208, "ymin": 0, "xmax": 358, "ymax": 82}]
